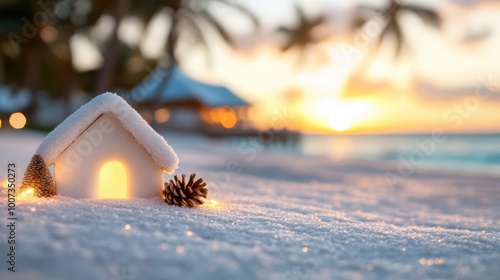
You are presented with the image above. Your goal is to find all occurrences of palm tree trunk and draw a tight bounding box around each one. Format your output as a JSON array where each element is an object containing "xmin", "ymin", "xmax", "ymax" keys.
[{"xmin": 95, "ymin": 0, "xmax": 130, "ymax": 93}]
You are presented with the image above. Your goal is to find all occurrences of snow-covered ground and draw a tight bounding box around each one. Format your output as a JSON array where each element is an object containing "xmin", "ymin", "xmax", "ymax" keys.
[{"xmin": 0, "ymin": 130, "xmax": 499, "ymax": 280}]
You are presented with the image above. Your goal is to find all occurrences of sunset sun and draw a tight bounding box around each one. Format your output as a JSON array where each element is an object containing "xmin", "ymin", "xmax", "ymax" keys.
[{"xmin": 329, "ymin": 114, "xmax": 352, "ymax": 131}]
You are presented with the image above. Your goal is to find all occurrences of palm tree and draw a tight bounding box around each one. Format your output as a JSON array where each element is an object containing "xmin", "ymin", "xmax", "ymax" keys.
[
  {"xmin": 0, "ymin": 0, "xmax": 259, "ymax": 120},
  {"xmin": 0, "ymin": 0, "xmax": 112, "ymax": 117},
  {"xmin": 97, "ymin": 0, "xmax": 259, "ymax": 94},
  {"xmin": 276, "ymin": 4, "xmax": 328, "ymax": 67},
  {"xmin": 273, "ymin": 4, "xmax": 329, "ymax": 105},
  {"xmin": 353, "ymin": 0, "xmax": 440, "ymax": 58}
]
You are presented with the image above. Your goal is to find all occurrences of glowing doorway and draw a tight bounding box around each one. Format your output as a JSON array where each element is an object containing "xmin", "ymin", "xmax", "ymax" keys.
[{"xmin": 99, "ymin": 161, "xmax": 128, "ymax": 199}]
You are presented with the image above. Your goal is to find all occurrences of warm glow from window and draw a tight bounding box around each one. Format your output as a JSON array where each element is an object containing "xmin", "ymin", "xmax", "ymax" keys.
[
  {"xmin": 154, "ymin": 108, "xmax": 170, "ymax": 123},
  {"xmin": 210, "ymin": 109, "xmax": 220, "ymax": 124},
  {"xmin": 0, "ymin": 118, "xmax": 2, "ymax": 128},
  {"xmin": 9, "ymin": 112, "xmax": 26, "ymax": 129},
  {"xmin": 99, "ymin": 161, "xmax": 128, "ymax": 199},
  {"xmin": 220, "ymin": 110, "xmax": 237, "ymax": 129},
  {"xmin": 200, "ymin": 110, "xmax": 212, "ymax": 124}
]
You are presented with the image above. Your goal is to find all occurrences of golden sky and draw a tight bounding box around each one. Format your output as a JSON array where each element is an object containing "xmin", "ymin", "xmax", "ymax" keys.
[
  {"xmin": 180, "ymin": 1, "xmax": 500, "ymax": 134},
  {"xmin": 71, "ymin": 0, "xmax": 500, "ymax": 134}
]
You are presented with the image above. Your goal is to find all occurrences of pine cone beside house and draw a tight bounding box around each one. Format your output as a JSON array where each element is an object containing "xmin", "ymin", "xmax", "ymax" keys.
[
  {"xmin": 20, "ymin": 154, "xmax": 56, "ymax": 197},
  {"xmin": 162, "ymin": 174, "xmax": 208, "ymax": 208}
]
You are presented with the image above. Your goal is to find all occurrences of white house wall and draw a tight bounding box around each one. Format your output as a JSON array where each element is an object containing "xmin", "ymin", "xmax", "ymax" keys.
[{"xmin": 54, "ymin": 113, "xmax": 163, "ymax": 199}]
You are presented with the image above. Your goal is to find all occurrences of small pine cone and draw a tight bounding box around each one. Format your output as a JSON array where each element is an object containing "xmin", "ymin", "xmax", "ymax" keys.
[{"xmin": 162, "ymin": 173, "xmax": 208, "ymax": 208}]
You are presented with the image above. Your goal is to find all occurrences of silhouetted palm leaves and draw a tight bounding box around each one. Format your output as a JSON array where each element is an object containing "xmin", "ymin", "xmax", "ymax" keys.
[
  {"xmin": 0, "ymin": 0, "xmax": 259, "ymax": 99},
  {"xmin": 276, "ymin": 4, "xmax": 328, "ymax": 67},
  {"xmin": 127, "ymin": 0, "xmax": 259, "ymax": 103},
  {"xmin": 132, "ymin": 0, "xmax": 259, "ymax": 64},
  {"xmin": 354, "ymin": 0, "xmax": 440, "ymax": 58}
]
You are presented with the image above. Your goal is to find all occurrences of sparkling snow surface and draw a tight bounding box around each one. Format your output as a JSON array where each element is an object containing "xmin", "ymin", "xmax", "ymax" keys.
[{"xmin": 0, "ymin": 131, "xmax": 499, "ymax": 280}]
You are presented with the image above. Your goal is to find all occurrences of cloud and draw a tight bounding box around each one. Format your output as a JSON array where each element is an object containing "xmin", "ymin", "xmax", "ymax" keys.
[
  {"xmin": 460, "ymin": 28, "xmax": 493, "ymax": 43},
  {"xmin": 341, "ymin": 75, "xmax": 396, "ymax": 99},
  {"xmin": 414, "ymin": 78, "xmax": 500, "ymax": 100},
  {"xmin": 341, "ymin": 74, "xmax": 500, "ymax": 101}
]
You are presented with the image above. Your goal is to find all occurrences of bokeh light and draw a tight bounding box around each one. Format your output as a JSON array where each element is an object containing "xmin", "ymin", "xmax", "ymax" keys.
[
  {"xmin": 9, "ymin": 112, "xmax": 27, "ymax": 129},
  {"xmin": 154, "ymin": 108, "xmax": 170, "ymax": 123},
  {"xmin": 220, "ymin": 110, "xmax": 237, "ymax": 129},
  {"xmin": 40, "ymin": 26, "xmax": 59, "ymax": 43}
]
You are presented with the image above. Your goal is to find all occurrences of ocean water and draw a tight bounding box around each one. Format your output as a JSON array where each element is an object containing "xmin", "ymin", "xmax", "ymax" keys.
[{"xmin": 300, "ymin": 134, "xmax": 500, "ymax": 176}]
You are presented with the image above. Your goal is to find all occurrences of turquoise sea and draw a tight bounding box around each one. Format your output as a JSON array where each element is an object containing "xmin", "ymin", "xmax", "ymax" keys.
[{"xmin": 300, "ymin": 134, "xmax": 500, "ymax": 176}]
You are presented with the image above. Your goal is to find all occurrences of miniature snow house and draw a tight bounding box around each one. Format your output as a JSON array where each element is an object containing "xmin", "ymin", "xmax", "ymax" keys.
[{"xmin": 32, "ymin": 93, "xmax": 178, "ymax": 199}]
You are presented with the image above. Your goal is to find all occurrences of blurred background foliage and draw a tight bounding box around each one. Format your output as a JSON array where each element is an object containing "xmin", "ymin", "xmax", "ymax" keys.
[
  {"xmin": 2, "ymin": 0, "xmax": 497, "ymax": 134},
  {"xmin": 0, "ymin": 0, "xmax": 260, "ymax": 101}
]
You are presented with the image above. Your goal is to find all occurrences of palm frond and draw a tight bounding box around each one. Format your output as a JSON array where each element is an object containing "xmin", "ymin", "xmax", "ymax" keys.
[
  {"xmin": 199, "ymin": 10, "xmax": 234, "ymax": 46},
  {"xmin": 281, "ymin": 40, "xmax": 296, "ymax": 52},
  {"xmin": 352, "ymin": 4, "xmax": 384, "ymax": 29},
  {"xmin": 178, "ymin": 9, "xmax": 214, "ymax": 66},
  {"xmin": 309, "ymin": 15, "xmax": 328, "ymax": 28},
  {"xmin": 293, "ymin": 3, "xmax": 307, "ymax": 25},
  {"xmin": 352, "ymin": 14, "xmax": 370, "ymax": 29},
  {"xmin": 403, "ymin": 5, "xmax": 441, "ymax": 28},
  {"xmin": 274, "ymin": 4, "xmax": 329, "ymax": 68},
  {"xmin": 378, "ymin": 20, "xmax": 405, "ymax": 58},
  {"xmin": 378, "ymin": 21, "xmax": 392, "ymax": 46},
  {"xmin": 179, "ymin": 9, "xmax": 210, "ymax": 50},
  {"xmin": 392, "ymin": 21, "xmax": 404, "ymax": 57},
  {"xmin": 276, "ymin": 26, "xmax": 294, "ymax": 34}
]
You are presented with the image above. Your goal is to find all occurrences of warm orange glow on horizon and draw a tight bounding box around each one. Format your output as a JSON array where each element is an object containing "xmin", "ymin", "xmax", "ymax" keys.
[
  {"xmin": 301, "ymin": 98, "xmax": 377, "ymax": 133},
  {"xmin": 329, "ymin": 114, "xmax": 352, "ymax": 131},
  {"xmin": 245, "ymin": 81, "xmax": 500, "ymax": 134},
  {"xmin": 99, "ymin": 161, "xmax": 128, "ymax": 199},
  {"xmin": 187, "ymin": 43, "xmax": 500, "ymax": 134},
  {"xmin": 179, "ymin": 16, "xmax": 500, "ymax": 135}
]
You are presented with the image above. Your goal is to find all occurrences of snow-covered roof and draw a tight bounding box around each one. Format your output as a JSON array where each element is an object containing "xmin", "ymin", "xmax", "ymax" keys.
[
  {"xmin": 135, "ymin": 67, "xmax": 248, "ymax": 107},
  {"xmin": 37, "ymin": 93, "xmax": 179, "ymax": 174}
]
